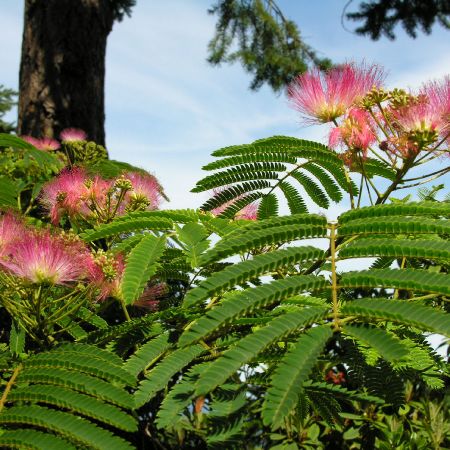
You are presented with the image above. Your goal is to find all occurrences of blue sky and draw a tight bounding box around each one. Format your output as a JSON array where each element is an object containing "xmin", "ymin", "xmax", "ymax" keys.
[{"xmin": 2, "ymin": 0, "xmax": 450, "ymax": 210}]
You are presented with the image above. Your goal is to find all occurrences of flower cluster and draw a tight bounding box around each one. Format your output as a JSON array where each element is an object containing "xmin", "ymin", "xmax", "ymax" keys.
[
  {"xmin": 287, "ymin": 63, "xmax": 450, "ymax": 166},
  {"xmin": 0, "ymin": 213, "xmax": 90, "ymax": 285},
  {"xmin": 39, "ymin": 167, "xmax": 164, "ymax": 224}
]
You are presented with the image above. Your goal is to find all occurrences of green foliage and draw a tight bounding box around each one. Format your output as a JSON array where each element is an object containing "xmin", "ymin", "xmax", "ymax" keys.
[
  {"xmin": 262, "ymin": 325, "xmax": 333, "ymax": 429},
  {"xmin": 194, "ymin": 136, "xmax": 354, "ymax": 217},
  {"xmin": 0, "ymin": 344, "xmax": 136, "ymax": 449},
  {"xmin": 207, "ymin": 0, "xmax": 331, "ymax": 91},
  {"xmin": 121, "ymin": 235, "xmax": 166, "ymax": 305},
  {"xmin": 0, "ymin": 85, "xmax": 17, "ymax": 134},
  {"xmin": 346, "ymin": 0, "xmax": 450, "ymax": 40}
]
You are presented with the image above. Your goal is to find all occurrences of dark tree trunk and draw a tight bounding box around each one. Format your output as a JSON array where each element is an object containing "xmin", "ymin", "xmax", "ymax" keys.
[{"xmin": 18, "ymin": 0, "xmax": 115, "ymax": 145}]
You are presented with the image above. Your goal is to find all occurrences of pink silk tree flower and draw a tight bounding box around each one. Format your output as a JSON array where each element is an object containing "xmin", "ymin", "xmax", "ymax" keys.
[
  {"xmin": 394, "ymin": 100, "xmax": 448, "ymax": 135},
  {"xmin": 86, "ymin": 252, "xmax": 125, "ymax": 300},
  {"xmin": 39, "ymin": 167, "xmax": 91, "ymax": 224},
  {"xmin": 0, "ymin": 213, "xmax": 27, "ymax": 258},
  {"xmin": 134, "ymin": 282, "xmax": 167, "ymax": 311},
  {"xmin": 234, "ymin": 202, "xmax": 259, "ymax": 220},
  {"xmin": 329, "ymin": 107, "xmax": 377, "ymax": 154},
  {"xmin": 420, "ymin": 76, "xmax": 450, "ymax": 126},
  {"xmin": 22, "ymin": 136, "xmax": 41, "ymax": 147},
  {"xmin": 60, "ymin": 128, "xmax": 87, "ymax": 142},
  {"xmin": 0, "ymin": 231, "xmax": 89, "ymax": 285},
  {"xmin": 288, "ymin": 62, "xmax": 385, "ymax": 124},
  {"xmin": 37, "ymin": 137, "xmax": 61, "ymax": 151},
  {"xmin": 22, "ymin": 136, "xmax": 60, "ymax": 151},
  {"xmin": 123, "ymin": 172, "xmax": 164, "ymax": 210},
  {"xmin": 83, "ymin": 175, "xmax": 113, "ymax": 211}
]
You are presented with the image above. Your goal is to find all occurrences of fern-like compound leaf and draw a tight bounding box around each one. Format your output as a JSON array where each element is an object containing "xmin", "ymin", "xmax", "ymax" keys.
[
  {"xmin": 134, "ymin": 345, "xmax": 205, "ymax": 407},
  {"xmin": 343, "ymin": 323, "xmax": 409, "ymax": 363},
  {"xmin": 339, "ymin": 201, "xmax": 450, "ymax": 224},
  {"xmin": 121, "ymin": 234, "xmax": 166, "ymax": 305},
  {"xmin": 180, "ymin": 276, "xmax": 328, "ymax": 346},
  {"xmin": 262, "ymin": 325, "xmax": 333, "ymax": 429},
  {"xmin": 194, "ymin": 307, "xmax": 328, "ymax": 395},
  {"xmin": 341, "ymin": 298, "xmax": 450, "ymax": 337},
  {"xmin": 339, "ymin": 238, "xmax": 450, "ymax": 261},
  {"xmin": 184, "ymin": 246, "xmax": 325, "ymax": 307},
  {"xmin": 340, "ymin": 268, "xmax": 450, "ymax": 297}
]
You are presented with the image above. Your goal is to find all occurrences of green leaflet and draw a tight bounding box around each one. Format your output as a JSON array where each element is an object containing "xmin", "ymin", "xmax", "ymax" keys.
[
  {"xmin": 0, "ymin": 406, "xmax": 134, "ymax": 450},
  {"xmin": 257, "ymin": 192, "xmax": 279, "ymax": 219},
  {"xmin": 202, "ymin": 153, "xmax": 298, "ymax": 170},
  {"xmin": 176, "ymin": 222, "xmax": 211, "ymax": 267},
  {"xmin": 18, "ymin": 368, "xmax": 134, "ymax": 409},
  {"xmin": 343, "ymin": 324, "xmax": 409, "ymax": 363},
  {"xmin": 184, "ymin": 246, "xmax": 325, "ymax": 307},
  {"xmin": 180, "ymin": 275, "xmax": 328, "ymax": 346},
  {"xmin": 218, "ymin": 192, "xmax": 264, "ymax": 218},
  {"xmin": 199, "ymin": 214, "xmax": 327, "ymax": 265},
  {"xmin": 339, "ymin": 201, "xmax": 450, "ymax": 224},
  {"xmin": 112, "ymin": 233, "xmax": 145, "ymax": 254},
  {"xmin": 123, "ymin": 333, "xmax": 171, "ymax": 377},
  {"xmin": 0, "ymin": 176, "xmax": 19, "ymax": 209},
  {"xmin": 341, "ymin": 298, "xmax": 450, "ymax": 337},
  {"xmin": 81, "ymin": 217, "xmax": 173, "ymax": 241},
  {"xmin": 9, "ymin": 320, "xmax": 25, "ymax": 355},
  {"xmin": 291, "ymin": 171, "xmax": 329, "ymax": 209},
  {"xmin": 340, "ymin": 268, "xmax": 450, "ymax": 296},
  {"xmin": 156, "ymin": 364, "xmax": 206, "ymax": 430},
  {"xmin": 0, "ymin": 429, "xmax": 77, "ymax": 450},
  {"xmin": 338, "ymin": 238, "xmax": 450, "ymax": 260},
  {"xmin": 338, "ymin": 216, "xmax": 450, "ymax": 236},
  {"xmin": 8, "ymin": 385, "xmax": 137, "ymax": 432},
  {"xmin": 192, "ymin": 169, "xmax": 280, "ymax": 192},
  {"xmin": 121, "ymin": 234, "xmax": 166, "ymax": 305},
  {"xmin": 279, "ymin": 180, "xmax": 308, "ymax": 214},
  {"xmin": 134, "ymin": 345, "xmax": 205, "ymax": 407},
  {"xmin": 303, "ymin": 381, "xmax": 384, "ymax": 404},
  {"xmin": 194, "ymin": 307, "xmax": 328, "ymax": 395},
  {"xmin": 24, "ymin": 351, "xmax": 135, "ymax": 386},
  {"xmin": 85, "ymin": 159, "xmax": 146, "ymax": 179},
  {"xmin": 200, "ymin": 180, "xmax": 271, "ymax": 211},
  {"xmin": 302, "ymin": 162, "xmax": 343, "ymax": 202},
  {"xmin": 361, "ymin": 158, "xmax": 396, "ymax": 180},
  {"xmin": 210, "ymin": 136, "xmax": 340, "ymax": 159},
  {"xmin": 262, "ymin": 325, "xmax": 333, "ymax": 429},
  {"xmin": 111, "ymin": 208, "xmax": 200, "ymax": 223}
]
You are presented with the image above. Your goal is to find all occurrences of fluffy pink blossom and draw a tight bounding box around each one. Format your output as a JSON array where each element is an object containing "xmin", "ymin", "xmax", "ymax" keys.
[
  {"xmin": 84, "ymin": 176, "xmax": 113, "ymax": 211},
  {"xmin": 288, "ymin": 62, "xmax": 385, "ymax": 124},
  {"xmin": 234, "ymin": 202, "xmax": 259, "ymax": 220},
  {"xmin": 393, "ymin": 99, "xmax": 449, "ymax": 137},
  {"xmin": 39, "ymin": 167, "xmax": 91, "ymax": 224},
  {"xmin": 60, "ymin": 128, "xmax": 87, "ymax": 142},
  {"xmin": 421, "ymin": 76, "xmax": 450, "ymax": 125},
  {"xmin": 86, "ymin": 252, "xmax": 125, "ymax": 300},
  {"xmin": 22, "ymin": 136, "xmax": 60, "ymax": 151},
  {"xmin": 329, "ymin": 108, "xmax": 376, "ymax": 153},
  {"xmin": 22, "ymin": 136, "xmax": 41, "ymax": 147},
  {"xmin": 0, "ymin": 213, "xmax": 27, "ymax": 258},
  {"xmin": 0, "ymin": 231, "xmax": 89, "ymax": 285},
  {"xmin": 123, "ymin": 172, "xmax": 163, "ymax": 210},
  {"xmin": 134, "ymin": 283, "xmax": 167, "ymax": 311}
]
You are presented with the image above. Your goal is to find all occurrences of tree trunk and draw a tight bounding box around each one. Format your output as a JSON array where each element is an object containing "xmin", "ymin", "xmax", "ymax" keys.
[{"xmin": 18, "ymin": 0, "xmax": 114, "ymax": 145}]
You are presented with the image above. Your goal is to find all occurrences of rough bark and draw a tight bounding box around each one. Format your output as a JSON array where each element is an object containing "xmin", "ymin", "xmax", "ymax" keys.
[{"xmin": 18, "ymin": 0, "xmax": 115, "ymax": 145}]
